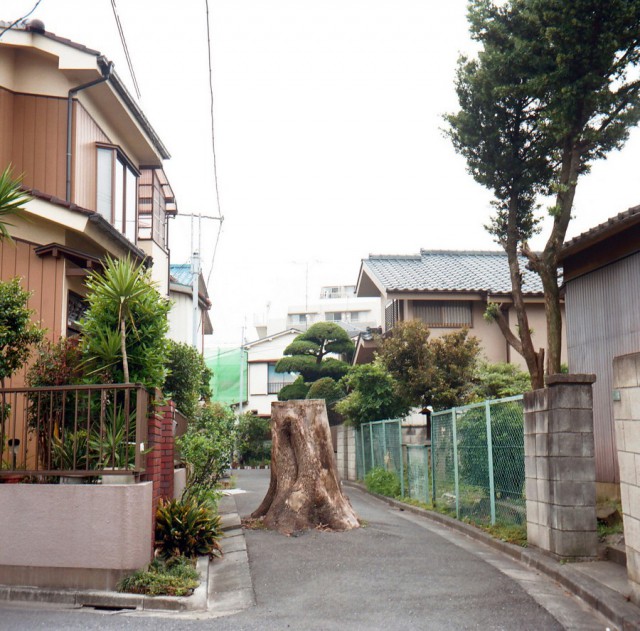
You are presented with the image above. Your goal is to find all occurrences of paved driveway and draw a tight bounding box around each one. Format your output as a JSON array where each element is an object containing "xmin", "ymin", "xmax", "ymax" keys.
[{"xmin": 0, "ymin": 469, "xmax": 610, "ymax": 630}]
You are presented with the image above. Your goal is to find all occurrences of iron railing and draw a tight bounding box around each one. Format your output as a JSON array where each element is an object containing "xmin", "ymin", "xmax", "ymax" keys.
[{"xmin": 0, "ymin": 384, "xmax": 149, "ymax": 478}]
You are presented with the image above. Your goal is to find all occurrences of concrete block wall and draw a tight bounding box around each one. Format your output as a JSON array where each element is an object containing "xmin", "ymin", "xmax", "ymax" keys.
[
  {"xmin": 336, "ymin": 425, "xmax": 357, "ymax": 481},
  {"xmin": 613, "ymin": 352, "xmax": 640, "ymax": 606},
  {"xmin": 524, "ymin": 374, "xmax": 598, "ymax": 560}
]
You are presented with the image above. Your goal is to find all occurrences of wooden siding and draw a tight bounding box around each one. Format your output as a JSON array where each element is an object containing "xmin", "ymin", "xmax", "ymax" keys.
[
  {"xmin": 1, "ymin": 90, "xmax": 67, "ymax": 199},
  {"xmin": 73, "ymin": 102, "xmax": 109, "ymax": 211},
  {"xmin": 0, "ymin": 239, "xmax": 65, "ymax": 389},
  {"xmin": 565, "ymin": 252, "xmax": 640, "ymax": 484},
  {"xmin": 0, "ymin": 88, "xmax": 14, "ymax": 170}
]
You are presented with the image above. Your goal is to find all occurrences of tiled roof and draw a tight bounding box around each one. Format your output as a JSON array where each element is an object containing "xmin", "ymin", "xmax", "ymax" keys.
[
  {"xmin": 363, "ymin": 250, "xmax": 543, "ymax": 294},
  {"xmin": 169, "ymin": 264, "xmax": 192, "ymax": 286},
  {"xmin": 561, "ymin": 204, "xmax": 640, "ymax": 257}
]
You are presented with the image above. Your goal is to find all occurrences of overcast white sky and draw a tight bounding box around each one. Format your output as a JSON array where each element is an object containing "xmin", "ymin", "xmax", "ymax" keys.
[{"xmin": 4, "ymin": 1, "xmax": 640, "ymax": 346}]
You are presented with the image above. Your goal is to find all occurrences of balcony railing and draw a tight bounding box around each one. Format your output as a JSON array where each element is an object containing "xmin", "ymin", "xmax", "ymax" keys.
[{"xmin": 0, "ymin": 384, "xmax": 149, "ymax": 478}]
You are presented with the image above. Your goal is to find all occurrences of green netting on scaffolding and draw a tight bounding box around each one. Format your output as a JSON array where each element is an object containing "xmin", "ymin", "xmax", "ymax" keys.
[
  {"xmin": 406, "ymin": 445, "xmax": 430, "ymax": 505},
  {"xmin": 205, "ymin": 347, "xmax": 247, "ymax": 405}
]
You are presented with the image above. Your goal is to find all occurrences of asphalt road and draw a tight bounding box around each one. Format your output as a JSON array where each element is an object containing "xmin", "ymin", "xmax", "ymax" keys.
[{"xmin": 0, "ymin": 469, "xmax": 611, "ymax": 630}]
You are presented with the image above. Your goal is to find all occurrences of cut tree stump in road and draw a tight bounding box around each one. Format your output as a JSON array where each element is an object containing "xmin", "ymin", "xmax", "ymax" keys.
[{"xmin": 251, "ymin": 399, "xmax": 359, "ymax": 535}]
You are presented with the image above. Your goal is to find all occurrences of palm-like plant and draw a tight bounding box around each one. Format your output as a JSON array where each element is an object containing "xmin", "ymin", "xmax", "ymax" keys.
[{"xmin": 0, "ymin": 166, "xmax": 31, "ymax": 241}]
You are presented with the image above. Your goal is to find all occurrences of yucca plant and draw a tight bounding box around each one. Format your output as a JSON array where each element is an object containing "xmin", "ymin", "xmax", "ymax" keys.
[
  {"xmin": 0, "ymin": 165, "xmax": 31, "ymax": 242},
  {"xmin": 155, "ymin": 498, "xmax": 223, "ymax": 560}
]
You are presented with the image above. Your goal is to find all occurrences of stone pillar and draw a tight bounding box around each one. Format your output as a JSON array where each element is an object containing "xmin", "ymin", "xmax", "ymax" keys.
[
  {"xmin": 612, "ymin": 352, "xmax": 640, "ymax": 606},
  {"xmin": 524, "ymin": 374, "xmax": 598, "ymax": 560}
]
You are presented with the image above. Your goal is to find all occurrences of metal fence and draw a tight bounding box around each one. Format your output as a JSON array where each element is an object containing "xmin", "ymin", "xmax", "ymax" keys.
[
  {"xmin": 356, "ymin": 395, "xmax": 525, "ymax": 527},
  {"xmin": 0, "ymin": 384, "xmax": 149, "ymax": 478},
  {"xmin": 355, "ymin": 419, "xmax": 404, "ymax": 497}
]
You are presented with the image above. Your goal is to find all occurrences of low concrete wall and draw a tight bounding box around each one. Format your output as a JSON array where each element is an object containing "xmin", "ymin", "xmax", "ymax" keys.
[
  {"xmin": 612, "ymin": 352, "xmax": 640, "ymax": 606},
  {"xmin": 0, "ymin": 482, "xmax": 153, "ymax": 590}
]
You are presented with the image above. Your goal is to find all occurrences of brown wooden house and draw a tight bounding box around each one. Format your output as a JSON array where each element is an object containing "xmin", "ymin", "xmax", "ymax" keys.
[{"xmin": 0, "ymin": 20, "xmax": 177, "ymax": 373}]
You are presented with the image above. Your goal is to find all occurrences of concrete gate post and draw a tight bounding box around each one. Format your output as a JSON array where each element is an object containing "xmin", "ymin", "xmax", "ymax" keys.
[
  {"xmin": 612, "ymin": 352, "xmax": 640, "ymax": 606},
  {"xmin": 524, "ymin": 374, "xmax": 598, "ymax": 559}
]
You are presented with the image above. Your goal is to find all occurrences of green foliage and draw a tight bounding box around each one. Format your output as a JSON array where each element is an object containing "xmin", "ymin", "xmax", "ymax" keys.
[
  {"xmin": 447, "ymin": 0, "xmax": 640, "ymax": 377},
  {"xmin": 430, "ymin": 330, "xmax": 481, "ymax": 410},
  {"xmin": 305, "ymin": 377, "xmax": 344, "ymax": 404},
  {"xmin": 177, "ymin": 402, "xmax": 236, "ymax": 493},
  {"xmin": 277, "ymin": 375, "xmax": 310, "ymax": 401},
  {"xmin": 457, "ymin": 402, "xmax": 525, "ymax": 499},
  {"xmin": 473, "ymin": 362, "xmax": 531, "ymax": 400},
  {"xmin": 80, "ymin": 256, "xmax": 170, "ymax": 390},
  {"xmin": 0, "ymin": 165, "xmax": 31, "ymax": 242},
  {"xmin": 364, "ymin": 467, "xmax": 401, "ymax": 498},
  {"xmin": 336, "ymin": 362, "xmax": 408, "ymax": 428},
  {"xmin": 26, "ymin": 337, "xmax": 83, "ymax": 388},
  {"xmin": 275, "ymin": 322, "xmax": 354, "ymax": 383},
  {"xmin": 118, "ymin": 556, "xmax": 200, "ymax": 597},
  {"xmin": 164, "ymin": 341, "xmax": 211, "ymax": 419},
  {"xmin": 155, "ymin": 497, "xmax": 222, "ymax": 560},
  {"xmin": 235, "ymin": 412, "xmax": 271, "ymax": 466},
  {"xmin": 376, "ymin": 322, "xmax": 480, "ymax": 411},
  {"xmin": 0, "ymin": 277, "xmax": 45, "ymax": 386}
]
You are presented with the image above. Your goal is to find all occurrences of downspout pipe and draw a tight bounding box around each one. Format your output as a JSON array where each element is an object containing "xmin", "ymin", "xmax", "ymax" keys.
[{"xmin": 66, "ymin": 59, "xmax": 114, "ymax": 202}]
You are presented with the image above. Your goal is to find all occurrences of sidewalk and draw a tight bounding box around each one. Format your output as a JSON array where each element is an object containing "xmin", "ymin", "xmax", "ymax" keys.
[{"xmin": 345, "ymin": 481, "xmax": 640, "ymax": 631}]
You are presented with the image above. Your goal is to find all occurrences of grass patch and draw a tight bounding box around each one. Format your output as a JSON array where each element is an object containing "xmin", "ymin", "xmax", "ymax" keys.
[
  {"xmin": 242, "ymin": 517, "xmax": 269, "ymax": 530},
  {"xmin": 597, "ymin": 520, "xmax": 624, "ymax": 539},
  {"xmin": 478, "ymin": 523, "xmax": 527, "ymax": 547},
  {"xmin": 117, "ymin": 556, "xmax": 199, "ymax": 597}
]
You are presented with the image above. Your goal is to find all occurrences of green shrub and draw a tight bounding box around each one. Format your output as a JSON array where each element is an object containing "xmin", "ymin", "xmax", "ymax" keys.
[
  {"xmin": 235, "ymin": 413, "xmax": 271, "ymax": 466},
  {"xmin": 155, "ymin": 498, "xmax": 223, "ymax": 560},
  {"xmin": 277, "ymin": 376, "xmax": 310, "ymax": 401},
  {"xmin": 118, "ymin": 556, "xmax": 199, "ymax": 596},
  {"xmin": 177, "ymin": 402, "xmax": 236, "ymax": 494},
  {"xmin": 306, "ymin": 377, "xmax": 345, "ymax": 404},
  {"xmin": 364, "ymin": 467, "xmax": 401, "ymax": 497}
]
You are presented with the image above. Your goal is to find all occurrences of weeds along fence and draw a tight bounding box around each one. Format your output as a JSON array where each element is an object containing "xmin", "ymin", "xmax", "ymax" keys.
[{"xmin": 355, "ymin": 395, "xmax": 525, "ymax": 527}]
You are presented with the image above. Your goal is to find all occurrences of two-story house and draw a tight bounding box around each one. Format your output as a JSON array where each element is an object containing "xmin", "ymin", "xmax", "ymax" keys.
[
  {"xmin": 355, "ymin": 250, "xmax": 566, "ymax": 368},
  {"xmin": 0, "ymin": 20, "xmax": 177, "ymax": 356}
]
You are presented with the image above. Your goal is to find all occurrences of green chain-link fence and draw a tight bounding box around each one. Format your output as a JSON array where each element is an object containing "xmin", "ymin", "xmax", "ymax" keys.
[
  {"xmin": 355, "ymin": 419, "xmax": 404, "ymax": 496},
  {"xmin": 432, "ymin": 395, "xmax": 524, "ymax": 526},
  {"xmin": 355, "ymin": 395, "xmax": 524, "ymax": 528}
]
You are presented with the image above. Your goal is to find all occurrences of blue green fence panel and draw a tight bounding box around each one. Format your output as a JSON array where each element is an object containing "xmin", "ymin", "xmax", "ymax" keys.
[
  {"xmin": 406, "ymin": 445, "xmax": 430, "ymax": 505},
  {"xmin": 432, "ymin": 395, "xmax": 524, "ymax": 526},
  {"xmin": 356, "ymin": 419, "xmax": 403, "ymax": 495}
]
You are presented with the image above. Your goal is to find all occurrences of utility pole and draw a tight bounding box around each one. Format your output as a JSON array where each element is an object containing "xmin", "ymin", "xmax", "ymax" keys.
[
  {"xmin": 191, "ymin": 250, "xmax": 200, "ymax": 349},
  {"xmin": 238, "ymin": 324, "xmax": 246, "ymax": 415}
]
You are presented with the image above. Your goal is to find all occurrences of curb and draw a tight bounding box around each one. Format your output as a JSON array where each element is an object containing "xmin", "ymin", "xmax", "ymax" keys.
[
  {"xmin": 0, "ymin": 554, "xmax": 209, "ymax": 612},
  {"xmin": 345, "ymin": 481, "xmax": 640, "ymax": 631}
]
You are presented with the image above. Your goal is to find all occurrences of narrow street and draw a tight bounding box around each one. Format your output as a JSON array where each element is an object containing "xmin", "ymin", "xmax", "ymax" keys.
[{"xmin": 0, "ymin": 469, "xmax": 611, "ymax": 630}]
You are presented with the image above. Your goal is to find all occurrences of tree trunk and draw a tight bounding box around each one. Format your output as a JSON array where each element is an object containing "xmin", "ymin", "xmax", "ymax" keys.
[{"xmin": 252, "ymin": 399, "xmax": 359, "ymax": 535}]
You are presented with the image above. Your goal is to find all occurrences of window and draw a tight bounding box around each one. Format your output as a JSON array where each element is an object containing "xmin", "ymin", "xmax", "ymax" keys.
[
  {"xmin": 290, "ymin": 314, "xmax": 308, "ymax": 324},
  {"xmin": 413, "ymin": 301, "xmax": 472, "ymax": 328},
  {"xmin": 325, "ymin": 312, "xmax": 343, "ymax": 322},
  {"xmin": 267, "ymin": 363, "xmax": 297, "ymax": 394},
  {"xmin": 137, "ymin": 168, "xmax": 176, "ymax": 250},
  {"xmin": 67, "ymin": 291, "xmax": 87, "ymax": 335},
  {"xmin": 96, "ymin": 146, "xmax": 138, "ymax": 242}
]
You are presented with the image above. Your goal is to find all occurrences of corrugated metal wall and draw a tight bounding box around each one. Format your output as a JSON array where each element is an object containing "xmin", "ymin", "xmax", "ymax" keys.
[{"xmin": 565, "ymin": 253, "xmax": 640, "ymax": 484}]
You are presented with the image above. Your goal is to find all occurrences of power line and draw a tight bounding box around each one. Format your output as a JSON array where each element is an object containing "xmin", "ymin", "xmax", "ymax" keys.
[
  {"xmin": 204, "ymin": 0, "xmax": 224, "ymax": 288},
  {"xmin": 110, "ymin": 0, "xmax": 141, "ymax": 99},
  {"xmin": 0, "ymin": 0, "xmax": 45, "ymax": 40}
]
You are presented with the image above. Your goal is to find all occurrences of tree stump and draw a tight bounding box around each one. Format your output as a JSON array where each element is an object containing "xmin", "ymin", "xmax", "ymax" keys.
[{"xmin": 251, "ymin": 399, "xmax": 359, "ymax": 534}]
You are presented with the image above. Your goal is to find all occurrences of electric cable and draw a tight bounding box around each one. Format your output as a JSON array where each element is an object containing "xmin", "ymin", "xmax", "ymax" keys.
[
  {"xmin": 0, "ymin": 0, "xmax": 45, "ymax": 40},
  {"xmin": 110, "ymin": 0, "xmax": 141, "ymax": 99},
  {"xmin": 204, "ymin": 0, "xmax": 225, "ymax": 288}
]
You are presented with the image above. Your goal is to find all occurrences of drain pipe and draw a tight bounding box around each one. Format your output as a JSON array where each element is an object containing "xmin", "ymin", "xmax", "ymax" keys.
[{"xmin": 66, "ymin": 59, "xmax": 114, "ymax": 202}]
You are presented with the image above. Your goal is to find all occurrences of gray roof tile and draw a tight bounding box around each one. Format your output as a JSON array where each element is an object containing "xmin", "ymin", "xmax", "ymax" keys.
[{"xmin": 364, "ymin": 250, "xmax": 543, "ymax": 294}]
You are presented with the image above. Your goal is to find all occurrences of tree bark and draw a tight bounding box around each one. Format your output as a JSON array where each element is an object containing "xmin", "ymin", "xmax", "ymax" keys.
[{"xmin": 252, "ymin": 399, "xmax": 359, "ymax": 535}]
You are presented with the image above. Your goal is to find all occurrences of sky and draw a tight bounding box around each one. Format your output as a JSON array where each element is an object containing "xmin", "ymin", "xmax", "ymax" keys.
[{"xmin": 4, "ymin": 1, "xmax": 640, "ymax": 347}]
